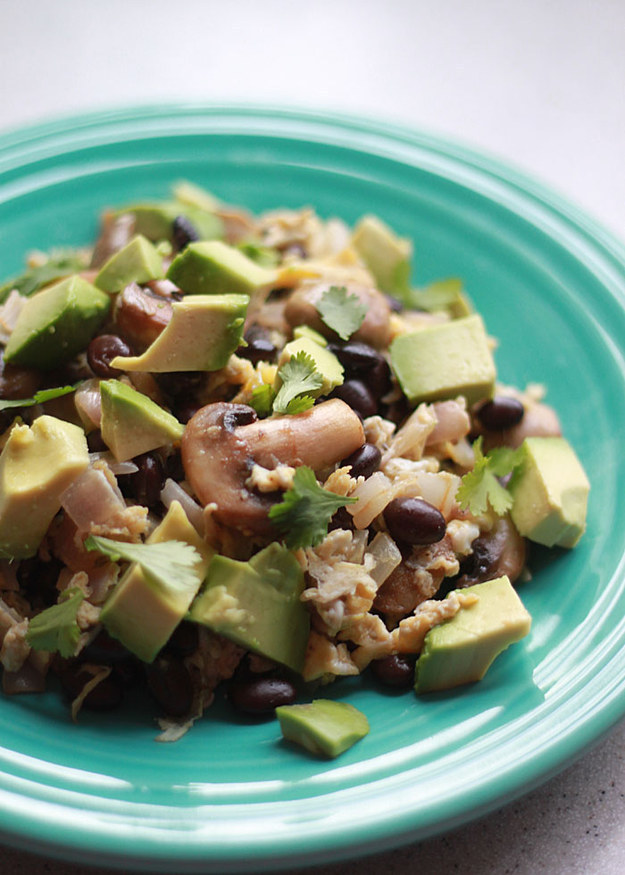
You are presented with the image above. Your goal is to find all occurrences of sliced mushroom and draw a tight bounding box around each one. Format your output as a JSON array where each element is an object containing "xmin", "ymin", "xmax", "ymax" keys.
[
  {"xmin": 182, "ymin": 398, "xmax": 365, "ymax": 535},
  {"xmin": 456, "ymin": 514, "xmax": 527, "ymax": 587},
  {"xmin": 284, "ymin": 282, "xmax": 392, "ymax": 349},
  {"xmin": 113, "ymin": 282, "xmax": 173, "ymax": 352}
]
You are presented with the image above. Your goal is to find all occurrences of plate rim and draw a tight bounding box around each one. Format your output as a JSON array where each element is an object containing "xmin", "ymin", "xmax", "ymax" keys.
[{"xmin": 1, "ymin": 103, "xmax": 625, "ymax": 872}]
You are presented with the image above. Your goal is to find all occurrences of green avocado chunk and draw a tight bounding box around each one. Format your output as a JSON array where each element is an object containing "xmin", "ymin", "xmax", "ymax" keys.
[
  {"xmin": 509, "ymin": 436, "xmax": 590, "ymax": 548},
  {"xmin": 274, "ymin": 336, "xmax": 344, "ymax": 397},
  {"xmin": 166, "ymin": 240, "xmax": 277, "ymax": 296},
  {"xmin": 415, "ymin": 575, "xmax": 531, "ymax": 694},
  {"xmin": 276, "ymin": 699, "xmax": 370, "ymax": 758},
  {"xmin": 100, "ymin": 379, "xmax": 184, "ymax": 462},
  {"xmin": 188, "ymin": 543, "xmax": 309, "ymax": 673},
  {"xmin": 351, "ymin": 214, "xmax": 412, "ymax": 293},
  {"xmin": 0, "ymin": 415, "xmax": 89, "ymax": 559},
  {"xmin": 3, "ymin": 275, "xmax": 110, "ymax": 370},
  {"xmin": 100, "ymin": 501, "xmax": 213, "ymax": 662},
  {"xmin": 390, "ymin": 313, "xmax": 496, "ymax": 406},
  {"xmin": 109, "ymin": 294, "xmax": 249, "ymax": 373},
  {"xmin": 94, "ymin": 235, "xmax": 164, "ymax": 292}
]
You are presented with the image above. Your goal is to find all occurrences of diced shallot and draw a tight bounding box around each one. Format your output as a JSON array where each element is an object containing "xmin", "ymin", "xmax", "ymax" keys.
[
  {"xmin": 366, "ymin": 532, "xmax": 402, "ymax": 586},
  {"xmin": 347, "ymin": 471, "xmax": 394, "ymax": 529},
  {"xmin": 60, "ymin": 466, "xmax": 127, "ymax": 534}
]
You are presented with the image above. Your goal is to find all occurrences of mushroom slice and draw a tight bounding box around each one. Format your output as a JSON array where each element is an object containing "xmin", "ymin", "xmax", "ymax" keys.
[{"xmin": 182, "ymin": 399, "xmax": 365, "ymax": 535}]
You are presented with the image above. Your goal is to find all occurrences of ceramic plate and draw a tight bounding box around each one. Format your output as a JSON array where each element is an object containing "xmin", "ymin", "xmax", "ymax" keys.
[{"xmin": 1, "ymin": 106, "xmax": 625, "ymax": 872}]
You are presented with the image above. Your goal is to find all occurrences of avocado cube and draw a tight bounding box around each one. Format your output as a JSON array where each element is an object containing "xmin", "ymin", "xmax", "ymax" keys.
[
  {"xmin": 509, "ymin": 436, "xmax": 590, "ymax": 548},
  {"xmin": 390, "ymin": 314, "xmax": 496, "ymax": 406},
  {"xmin": 100, "ymin": 379, "xmax": 184, "ymax": 462},
  {"xmin": 351, "ymin": 215, "xmax": 412, "ymax": 293},
  {"xmin": 94, "ymin": 235, "xmax": 164, "ymax": 292},
  {"xmin": 415, "ymin": 575, "xmax": 531, "ymax": 694},
  {"xmin": 274, "ymin": 336, "xmax": 344, "ymax": 397},
  {"xmin": 188, "ymin": 543, "xmax": 309, "ymax": 673},
  {"xmin": 100, "ymin": 501, "xmax": 213, "ymax": 663},
  {"xmin": 110, "ymin": 294, "xmax": 249, "ymax": 373},
  {"xmin": 3, "ymin": 275, "xmax": 110, "ymax": 370},
  {"xmin": 166, "ymin": 240, "xmax": 277, "ymax": 296},
  {"xmin": 276, "ymin": 699, "xmax": 370, "ymax": 758},
  {"xmin": 0, "ymin": 416, "xmax": 89, "ymax": 559}
]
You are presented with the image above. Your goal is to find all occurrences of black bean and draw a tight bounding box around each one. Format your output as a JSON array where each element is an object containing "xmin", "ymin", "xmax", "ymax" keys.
[
  {"xmin": 155, "ymin": 370, "xmax": 204, "ymax": 400},
  {"xmin": 341, "ymin": 443, "xmax": 381, "ymax": 479},
  {"xmin": 118, "ymin": 452, "xmax": 165, "ymax": 509},
  {"xmin": 146, "ymin": 657, "xmax": 194, "ymax": 717},
  {"xmin": 477, "ymin": 396, "xmax": 525, "ymax": 431},
  {"xmin": 237, "ymin": 335, "xmax": 277, "ymax": 366},
  {"xmin": 329, "ymin": 341, "xmax": 382, "ymax": 375},
  {"xmin": 384, "ymin": 497, "xmax": 446, "ymax": 546},
  {"xmin": 60, "ymin": 664, "xmax": 124, "ymax": 712},
  {"xmin": 384, "ymin": 293, "xmax": 404, "ymax": 313},
  {"xmin": 17, "ymin": 556, "xmax": 62, "ymax": 608},
  {"xmin": 82, "ymin": 629, "xmax": 130, "ymax": 664},
  {"xmin": 329, "ymin": 505, "xmax": 355, "ymax": 531},
  {"xmin": 112, "ymin": 656, "xmax": 144, "ymax": 689},
  {"xmin": 332, "ymin": 379, "xmax": 377, "ymax": 419},
  {"xmin": 172, "ymin": 214, "xmax": 200, "ymax": 250},
  {"xmin": 228, "ymin": 676, "xmax": 297, "ymax": 715},
  {"xmin": 174, "ymin": 401, "xmax": 203, "ymax": 424},
  {"xmin": 86, "ymin": 429, "xmax": 108, "ymax": 453},
  {"xmin": 162, "ymin": 621, "xmax": 199, "ymax": 658},
  {"xmin": 87, "ymin": 334, "xmax": 132, "ymax": 379},
  {"xmin": 165, "ymin": 451, "xmax": 186, "ymax": 483},
  {"xmin": 370, "ymin": 654, "xmax": 415, "ymax": 688}
]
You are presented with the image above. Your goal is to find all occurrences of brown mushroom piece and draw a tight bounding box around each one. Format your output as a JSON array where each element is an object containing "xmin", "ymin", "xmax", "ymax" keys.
[
  {"xmin": 284, "ymin": 282, "xmax": 392, "ymax": 349},
  {"xmin": 113, "ymin": 282, "xmax": 173, "ymax": 352},
  {"xmin": 89, "ymin": 210, "xmax": 136, "ymax": 269},
  {"xmin": 456, "ymin": 514, "xmax": 527, "ymax": 587},
  {"xmin": 182, "ymin": 398, "xmax": 365, "ymax": 535}
]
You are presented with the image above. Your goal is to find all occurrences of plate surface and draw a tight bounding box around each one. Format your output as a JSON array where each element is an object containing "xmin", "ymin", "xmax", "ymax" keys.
[{"xmin": 1, "ymin": 106, "xmax": 625, "ymax": 872}]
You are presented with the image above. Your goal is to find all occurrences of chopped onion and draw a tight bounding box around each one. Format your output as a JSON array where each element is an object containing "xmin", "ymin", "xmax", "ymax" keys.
[
  {"xmin": 426, "ymin": 400, "xmax": 470, "ymax": 446},
  {"xmin": 160, "ymin": 478, "xmax": 205, "ymax": 534},
  {"xmin": 347, "ymin": 471, "xmax": 394, "ymax": 529},
  {"xmin": 366, "ymin": 532, "xmax": 402, "ymax": 586},
  {"xmin": 75, "ymin": 378, "xmax": 102, "ymax": 430},
  {"xmin": 60, "ymin": 466, "xmax": 127, "ymax": 534}
]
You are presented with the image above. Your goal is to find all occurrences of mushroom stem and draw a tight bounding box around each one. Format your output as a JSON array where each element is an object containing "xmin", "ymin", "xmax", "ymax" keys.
[{"xmin": 237, "ymin": 398, "xmax": 364, "ymax": 470}]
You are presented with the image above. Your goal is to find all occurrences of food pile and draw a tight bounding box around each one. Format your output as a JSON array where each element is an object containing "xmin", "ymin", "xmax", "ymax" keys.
[{"xmin": 0, "ymin": 183, "xmax": 590, "ymax": 755}]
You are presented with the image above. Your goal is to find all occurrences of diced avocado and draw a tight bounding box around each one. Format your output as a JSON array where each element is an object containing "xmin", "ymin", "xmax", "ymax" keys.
[
  {"xmin": 100, "ymin": 379, "xmax": 184, "ymax": 462},
  {"xmin": 292, "ymin": 324, "xmax": 328, "ymax": 346},
  {"xmin": 100, "ymin": 500, "xmax": 213, "ymax": 662},
  {"xmin": 166, "ymin": 240, "xmax": 277, "ymax": 296},
  {"xmin": 172, "ymin": 180, "xmax": 220, "ymax": 213},
  {"xmin": 276, "ymin": 699, "xmax": 369, "ymax": 758},
  {"xmin": 509, "ymin": 436, "xmax": 590, "ymax": 548},
  {"xmin": 94, "ymin": 235, "xmax": 164, "ymax": 292},
  {"xmin": 116, "ymin": 202, "xmax": 223, "ymax": 243},
  {"xmin": 110, "ymin": 294, "xmax": 249, "ymax": 373},
  {"xmin": 415, "ymin": 575, "xmax": 531, "ymax": 694},
  {"xmin": 0, "ymin": 415, "xmax": 89, "ymax": 559},
  {"xmin": 3, "ymin": 275, "xmax": 110, "ymax": 370},
  {"xmin": 390, "ymin": 314, "xmax": 496, "ymax": 406},
  {"xmin": 351, "ymin": 214, "xmax": 412, "ymax": 293},
  {"xmin": 411, "ymin": 278, "xmax": 473, "ymax": 319},
  {"xmin": 188, "ymin": 543, "xmax": 309, "ymax": 673},
  {"xmin": 274, "ymin": 336, "xmax": 343, "ymax": 396}
]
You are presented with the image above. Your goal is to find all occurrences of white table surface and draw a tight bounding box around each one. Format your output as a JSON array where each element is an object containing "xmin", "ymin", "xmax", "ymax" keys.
[{"xmin": 1, "ymin": 1, "xmax": 625, "ymax": 872}]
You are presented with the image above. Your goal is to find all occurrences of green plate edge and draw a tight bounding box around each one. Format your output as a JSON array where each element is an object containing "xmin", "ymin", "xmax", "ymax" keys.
[{"xmin": 0, "ymin": 104, "xmax": 625, "ymax": 872}]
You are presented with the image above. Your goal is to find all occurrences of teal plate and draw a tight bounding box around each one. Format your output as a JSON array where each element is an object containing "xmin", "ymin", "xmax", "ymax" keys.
[{"xmin": 1, "ymin": 106, "xmax": 625, "ymax": 872}]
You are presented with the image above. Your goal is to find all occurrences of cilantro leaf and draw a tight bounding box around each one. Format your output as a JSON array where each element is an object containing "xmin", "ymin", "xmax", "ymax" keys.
[
  {"xmin": 316, "ymin": 286, "xmax": 367, "ymax": 341},
  {"xmin": 0, "ymin": 250, "xmax": 89, "ymax": 303},
  {"xmin": 85, "ymin": 535, "xmax": 201, "ymax": 598},
  {"xmin": 283, "ymin": 395, "xmax": 315, "ymax": 415},
  {"xmin": 268, "ymin": 465, "xmax": 358, "ymax": 549},
  {"xmin": 249, "ymin": 383, "xmax": 276, "ymax": 418},
  {"xmin": 273, "ymin": 351, "xmax": 323, "ymax": 415},
  {"xmin": 26, "ymin": 587, "xmax": 85, "ymax": 658},
  {"xmin": 456, "ymin": 437, "xmax": 525, "ymax": 516},
  {"xmin": 0, "ymin": 383, "xmax": 80, "ymax": 412}
]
